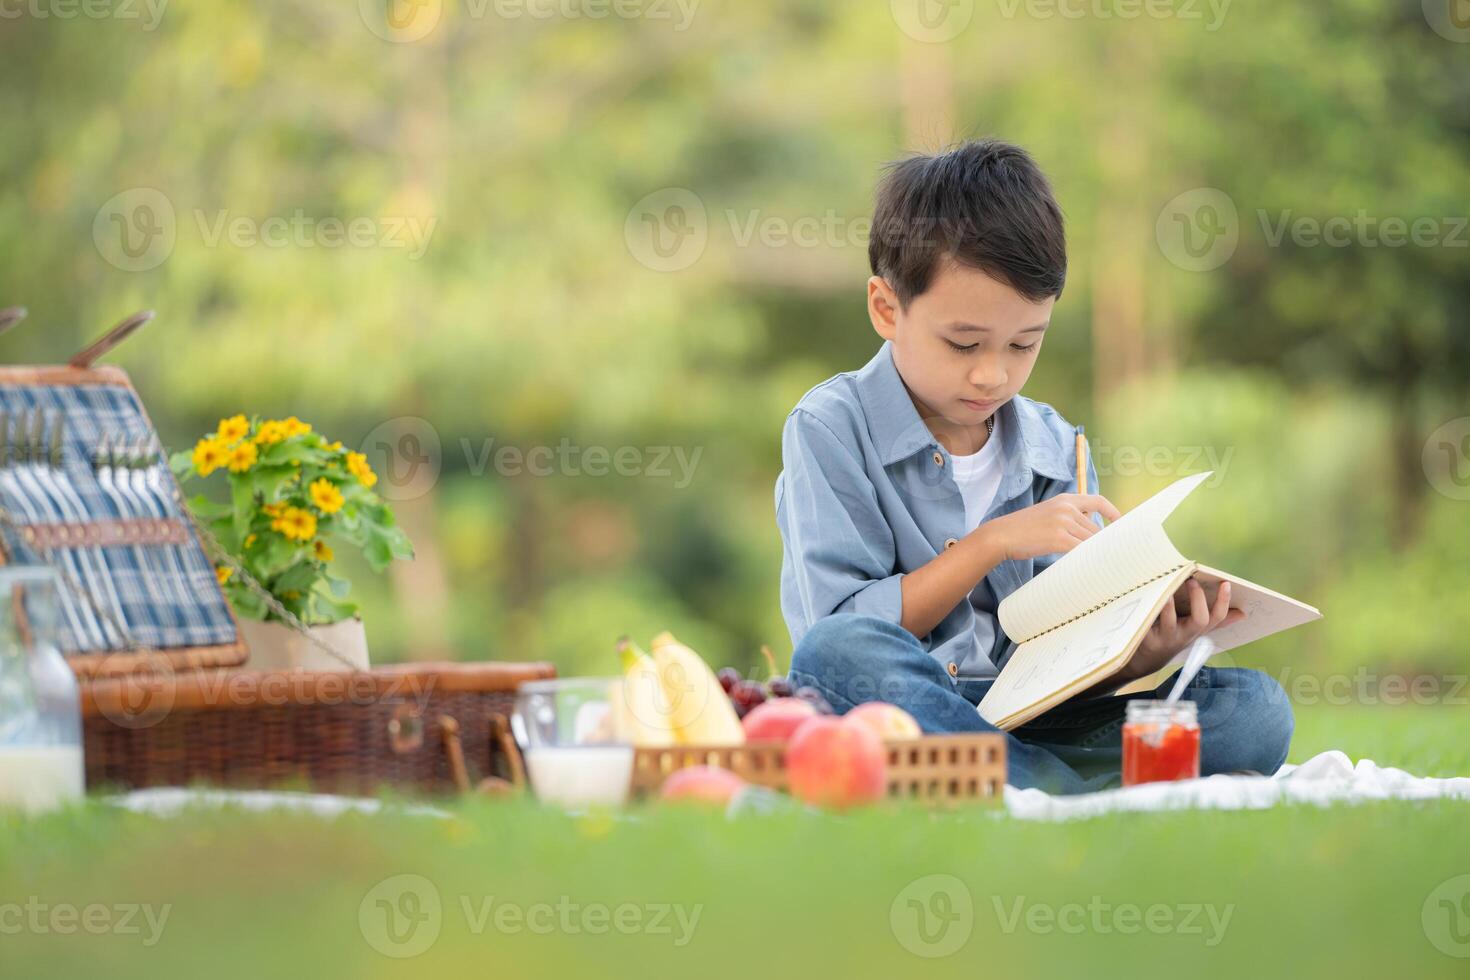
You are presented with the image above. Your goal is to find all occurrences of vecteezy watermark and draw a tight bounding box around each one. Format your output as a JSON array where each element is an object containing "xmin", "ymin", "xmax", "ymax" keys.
[
  {"xmin": 1424, "ymin": 0, "xmax": 1470, "ymax": 44},
  {"xmin": 1089, "ymin": 443, "xmax": 1233, "ymax": 485},
  {"xmin": 0, "ymin": 898, "xmax": 171, "ymax": 946},
  {"xmin": 890, "ymin": 0, "xmax": 975, "ymax": 43},
  {"xmin": 891, "ymin": 875, "xmax": 975, "ymax": 958},
  {"xmin": 624, "ymin": 188, "xmax": 709, "ymax": 272},
  {"xmin": 358, "ymin": 0, "xmax": 699, "ymax": 43},
  {"xmin": 358, "ymin": 875, "xmax": 703, "ymax": 958},
  {"xmin": 1276, "ymin": 667, "xmax": 1469, "ymax": 707},
  {"xmin": 1424, "ymin": 417, "xmax": 1470, "ymax": 501},
  {"xmin": 1423, "ymin": 874, "xmax": 1470, "ymax": 958},
  {"xmin": 1157, "ymin": 188, "xmax": 1469, "ymax": 272},
  {"xmin": 93, "ymin": 188, "xmax": 437, "ymax": 272},
  {"xmin": 994, "ymin": 0, "xmax": 1231, "ymax": 31},
  {"xmin": 992, "ymin": 896, "xmax": 1234, "ymax": 945},
  {"xmin": 1156, "ymin": 188, "xmax": 1240, "ymax": 272},
  {"xmin": 359, "ymin": 417, "xmax": 705, "ymax": 503},
  {"xmin": 92, "ymin": 654, "xmax": 438, "ymax": 730},
  {"xmin": 0, "ymin": 0, "xmax": 166, "ymax": 29}
]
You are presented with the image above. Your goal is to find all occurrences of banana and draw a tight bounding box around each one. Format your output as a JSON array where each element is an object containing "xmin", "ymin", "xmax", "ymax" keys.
[
  {"xmin": 649, "ymin": 630, "xmax": 745, "ymax": 746},
  {"xmin": 615, "ymin": 636, "xmax": 677, "ymax": 747}
]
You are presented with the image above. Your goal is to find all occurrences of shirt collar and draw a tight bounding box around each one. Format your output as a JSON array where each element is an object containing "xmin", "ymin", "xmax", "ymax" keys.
[{"xmin": 854, "ymin": 340, "xmax": 1076, "ymax": 484}]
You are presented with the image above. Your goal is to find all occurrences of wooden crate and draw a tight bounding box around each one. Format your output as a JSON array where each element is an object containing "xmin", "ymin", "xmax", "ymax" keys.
[{"xmin": 630, "ymin": 732, "xmax": 1006, "ymax": 805}]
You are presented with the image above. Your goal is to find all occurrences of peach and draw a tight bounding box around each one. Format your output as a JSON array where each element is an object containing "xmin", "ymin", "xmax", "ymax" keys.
[
  {"xmin": 785, "ymin": 716, "xmax": 888, "ymax": 809},
  {"xmin": 741, "ymin": 697, "xmax": 819, "ymax": 742},
  {"xmin": 844, "ymin": 702, "xmax": 922, "ymax": 740},
  {"xmin": 660, "ymin": 765, "xmax": 746, "ymax": 805}
]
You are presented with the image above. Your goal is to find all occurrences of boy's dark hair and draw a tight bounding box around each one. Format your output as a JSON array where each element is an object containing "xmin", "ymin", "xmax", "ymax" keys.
[{"xmin": 868, "ymin": 138, "xmax": 1067, "ymax": 307}]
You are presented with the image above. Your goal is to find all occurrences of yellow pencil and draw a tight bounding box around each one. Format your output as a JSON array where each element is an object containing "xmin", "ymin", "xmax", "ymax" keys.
[{"xmin": 1075, "ymin": 425, "xmax": 1088, "ymax": 496}]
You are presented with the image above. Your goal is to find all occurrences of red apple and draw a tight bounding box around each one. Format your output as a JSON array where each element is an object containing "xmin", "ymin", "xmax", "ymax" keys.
[
  {"xmin": 660, "ymin": 765, "xmax": 746, "ymax": 805},
  {"xmin": 785, "ymin": 716, "xmax": 888, "ymax": 809},
  {"xmin": 845, "ymin": 702, "xmax": 922, "ymax": 740},
  {"xmin": 741, "ymin": 697, "xmax": 819, "ymax": 742}
]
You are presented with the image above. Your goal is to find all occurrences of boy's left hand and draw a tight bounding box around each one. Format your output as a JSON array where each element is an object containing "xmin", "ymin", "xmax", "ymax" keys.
[{"xmin": 1125, "ymin": 578, "xmax": 1247, "ymax": 681}]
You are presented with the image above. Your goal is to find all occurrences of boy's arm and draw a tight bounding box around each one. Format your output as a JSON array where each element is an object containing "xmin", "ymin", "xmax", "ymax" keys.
[
  {"xmin": 779, "ymin": 410, "xmax": 1119, "ymax": 644},
  {"xmin": 777, "ymin": 410, "xmax": 909, "ymax": 641}
]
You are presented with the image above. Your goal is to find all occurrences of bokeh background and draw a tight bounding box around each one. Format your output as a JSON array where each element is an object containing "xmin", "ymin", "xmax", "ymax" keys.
[{"xmin": 1, "ymin": 0, "xmax": 1467, "ymax": 692}]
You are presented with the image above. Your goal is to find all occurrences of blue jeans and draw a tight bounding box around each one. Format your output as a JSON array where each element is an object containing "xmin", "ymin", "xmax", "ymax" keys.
[{"xmin": 789, "ymin": 614, "xmax": 1294, "ymax": 795}]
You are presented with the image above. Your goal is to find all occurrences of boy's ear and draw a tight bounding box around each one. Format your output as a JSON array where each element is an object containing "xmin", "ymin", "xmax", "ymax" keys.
[{"xmin": 867, "ymin": 276, "xmax": 899, "ymax": 342}]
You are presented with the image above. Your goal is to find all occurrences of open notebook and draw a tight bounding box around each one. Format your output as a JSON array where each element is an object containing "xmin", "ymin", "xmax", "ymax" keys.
[{"xmin": 977, "ymin": 471, "xmax": 1321, "ymax": 731}]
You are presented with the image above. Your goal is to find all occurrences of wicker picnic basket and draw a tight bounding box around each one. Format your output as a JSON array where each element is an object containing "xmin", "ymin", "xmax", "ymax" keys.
[
  {"xmin": 0, "ymin": 307, "xmax": 248, "ymax": 679},
  {"xmin": 628, "ymin": 733, "xmax": 1007, "ymax": 805},
  {"xmin": 80, "ymin": 660, "xmax": 556, "ymax": 795}
]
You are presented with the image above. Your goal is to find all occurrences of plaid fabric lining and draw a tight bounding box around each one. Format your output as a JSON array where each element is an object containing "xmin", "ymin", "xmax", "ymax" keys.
[{"xmin": 0, "ymin": 384, "xmax": 237, "ymax": 652}]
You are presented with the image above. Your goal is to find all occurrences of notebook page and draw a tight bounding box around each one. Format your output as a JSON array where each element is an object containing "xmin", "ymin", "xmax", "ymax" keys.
[
  {"xmin": 979, "ymin": 569, "xmax": 1187, "ymax": 728},
  {"xmin": 997, "ymin": 471, "xmax": 1212, "ymax": 643}
]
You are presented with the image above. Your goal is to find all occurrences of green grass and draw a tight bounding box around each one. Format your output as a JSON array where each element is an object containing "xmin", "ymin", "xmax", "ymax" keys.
[{"xmin": 1, "ymin": 704, "xmax": 1466, "ymax": 979}]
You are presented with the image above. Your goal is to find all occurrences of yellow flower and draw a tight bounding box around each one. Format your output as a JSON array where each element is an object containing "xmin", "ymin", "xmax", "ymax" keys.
[
  {"xmin": 216, "ymin": 414, "xmax": 249, "ymax": 444},
  {"xmin": 326, "ymin": 440, "xmax": 343, "ymax": 451},
  {"xmin": 282, "ymin": 416, "xmax": 312, "ymax": 438},
  {"xmin": 282, "ymin": 589, "xmax": 301, "ymax": 601},
  {"xmin": 346, "ymin": 451, "xmax": 378, "ymax": 488},
  {"xmin": 313, "ymin": 540, "xmax": 334, "ymax": 562},
  {"xmin": 227, "ymin": 440, "xmax": 258, "ymax": 473},
  {"xmin": 262, "ymin": 501, "xmax": 286, "ymax": 518},
  {"xmin": 271, "ymin": 506, "xmax": 317, "ymax": 542},
  {"xmin": 215, "ymin": 565, "xmax": 233, "ymax": 585},
  {"xmin": 192, "ymin": 437, "xmax": 229, "ymax": 477},
  {"xmin": 244, "ymin": 534, "xmax": 257, "ymax": 548},
  {"xmin": 309, "ymin": 477, "xmax": 344, "ymax": 515},
  {"xmin": 254, "ymin": 420, "xmax": 287, "ymax": 445}
]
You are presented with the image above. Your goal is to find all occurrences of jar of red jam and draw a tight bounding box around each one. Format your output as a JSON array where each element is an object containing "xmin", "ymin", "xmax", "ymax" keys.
[{"xmin": 1122, "ymin": 700, "xmax": 1200, "ymax": 786}]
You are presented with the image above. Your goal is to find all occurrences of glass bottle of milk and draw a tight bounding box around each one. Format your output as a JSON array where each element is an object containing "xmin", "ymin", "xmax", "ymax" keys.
[{"xmin": 0, "ymin": 567, "xmax": 84, "ymax": 814}]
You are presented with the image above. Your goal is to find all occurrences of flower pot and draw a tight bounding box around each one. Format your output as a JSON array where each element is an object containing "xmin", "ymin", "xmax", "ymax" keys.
[{"xmin": 238, "ymin": 617, "xmax": 370, "ymax": 672}]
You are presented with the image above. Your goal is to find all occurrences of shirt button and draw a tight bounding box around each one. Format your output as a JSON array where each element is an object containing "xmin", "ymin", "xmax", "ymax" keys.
[
  {"xmin": 947, "ymin": 662, "xmax": 959, "ymax": 677},
  {"xmin": 944, "ymin": 537, "xmax": 958, "ymax": 550},
  {"xmin": 932, "ymin": 450, "xmax": 944, "ymax": 467}
]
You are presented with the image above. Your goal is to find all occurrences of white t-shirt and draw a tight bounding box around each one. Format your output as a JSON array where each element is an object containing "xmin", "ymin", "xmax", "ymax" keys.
[{"xmin": 949, "ymin": 412, "xmax": 1006, "ymax": 533}]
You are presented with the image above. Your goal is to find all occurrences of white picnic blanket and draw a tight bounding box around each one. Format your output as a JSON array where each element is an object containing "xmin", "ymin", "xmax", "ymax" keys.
[{"xmin": 1003, "ymin": 750, "xmax": 1470, "ymax": 821}]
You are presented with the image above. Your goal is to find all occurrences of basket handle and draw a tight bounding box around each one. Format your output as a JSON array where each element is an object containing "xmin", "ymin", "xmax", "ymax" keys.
[
  {"xmin": 69, "ymin": 310, "xmax": 154, "ymax": 368},
  {"xmin": 438, "ymin": 714, "xmax": 472, "ymax": 793},
  {"xmin": 489, "ymin": 713, "xmax": 526, "ymax": 788}
]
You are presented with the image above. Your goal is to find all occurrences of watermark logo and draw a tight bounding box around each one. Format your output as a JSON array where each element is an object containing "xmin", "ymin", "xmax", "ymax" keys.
[
  {"xmin": 891, "ymin": 874, "xmax": 973, "ymax": 957},
  {"xmin": 94, "ymin": 190, "xmax": 437, "ymax": 271},
  {"xmin": 359, "ymin": 0, "xmax": 443, "ymax": 42},
  {"xmin": 1156, "ymin": 188, "xmax": 1238, "ymax": 272},
  {"xmin": 360, "ymin": 874, "xmax": 443, "ymax": 958},
  {"xmin": 1424, "ymin": 0, "xmax": 1470, "ymax": 43},
  {"xmin": 993, "ymin": 895, "xmax": 1233, "ymax": 944},
  {"xmin": 0, "ymin": 0, "xmax": 168, "ymax": 29},
  {"xmin": 360, "ymin": 417, "xmax": 443, "ymax": 503},
  {"xmin": 92, "ymin": 655, "xmax": 176, "ymax": 730},
  {"xmin": 1423, "ymin": 874, "xmax": 1470, "ymax": 957},
  {"xmin": 890, "ymin": 0, "xmax": 974, "ymax": 43},
  {"xmin": 0, "ymin": 898, "xmax": 171, "ymax": 945},
  {"xmin": 93, "ymin": 188, "xmax": 176, "ymax": 272},
  {"xmin": 625, "ymin": 188, "xmax": 708, "ymax": 272},
  {"xmin": 1424, "ymin": 417, "xmax": 1470, "ymax": 501}
]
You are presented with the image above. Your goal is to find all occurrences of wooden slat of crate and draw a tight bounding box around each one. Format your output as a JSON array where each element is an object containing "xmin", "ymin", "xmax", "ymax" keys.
[{"xmin": 631, "ymin": 732, "xmax": 1005, "ymax": 805}]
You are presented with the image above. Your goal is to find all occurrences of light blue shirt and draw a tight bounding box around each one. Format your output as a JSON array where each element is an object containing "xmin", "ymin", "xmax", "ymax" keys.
[{"xmin": 775, "ymin": 341, "xmax": 1099, "ymax": 681}]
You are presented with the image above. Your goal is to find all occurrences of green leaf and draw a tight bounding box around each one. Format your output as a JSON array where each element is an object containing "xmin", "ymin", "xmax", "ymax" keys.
[
  {"xmin": 169, "ymin": 450, "xmax": 196, "ymax": 480},
  {"xmin": 188, "ymin": 494, "xmax": 232, "ymax": 520},
  {"xmin": 230, "ymin": 477, "xmax": 255, "ymax": 542}
]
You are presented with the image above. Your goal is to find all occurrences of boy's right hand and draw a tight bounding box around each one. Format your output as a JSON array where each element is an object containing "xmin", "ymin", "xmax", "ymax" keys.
[{"xmin": 980, "ymin": 493, "xmax": 1122, "ymax": 562}]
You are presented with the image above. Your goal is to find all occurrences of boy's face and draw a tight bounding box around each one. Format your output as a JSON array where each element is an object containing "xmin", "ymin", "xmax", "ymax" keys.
[{"xmin": 867, "ymin": 259, "xmax": 1054, "ymax": 433}]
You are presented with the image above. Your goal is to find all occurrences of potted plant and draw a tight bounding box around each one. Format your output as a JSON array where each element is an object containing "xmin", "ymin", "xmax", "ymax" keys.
[{"xmin": 171, "ymin": 414, "xmax": 414, "ymax": 671}]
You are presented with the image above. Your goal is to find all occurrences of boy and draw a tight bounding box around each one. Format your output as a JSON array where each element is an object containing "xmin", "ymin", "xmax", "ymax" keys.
[{"xmin": 774, "ymin": 139, "xmax": 1293, "ymax": 794}]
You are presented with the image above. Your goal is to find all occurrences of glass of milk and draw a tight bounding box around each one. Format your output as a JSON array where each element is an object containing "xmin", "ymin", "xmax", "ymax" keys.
[
  {"xmin": 511, "ymin": 678, "xmax": 633, "ymax": 808},
  {"xmin": 0, "ymin": 567, "xmax": 84, "ymax": 815}
]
